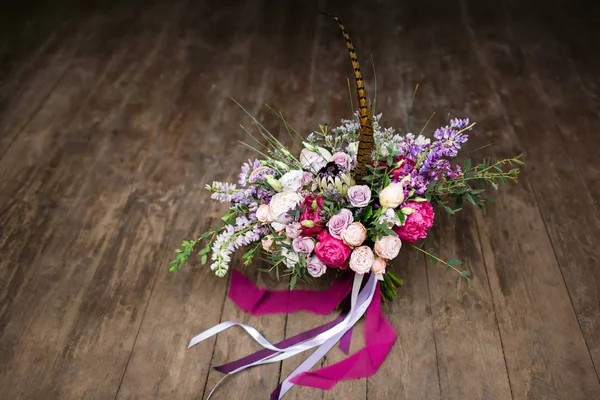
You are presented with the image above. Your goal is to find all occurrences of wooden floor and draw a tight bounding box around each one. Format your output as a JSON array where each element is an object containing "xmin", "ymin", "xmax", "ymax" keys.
[{"xmin": 1, "ymin": 0, "xmax": 599, "ymax": 399}]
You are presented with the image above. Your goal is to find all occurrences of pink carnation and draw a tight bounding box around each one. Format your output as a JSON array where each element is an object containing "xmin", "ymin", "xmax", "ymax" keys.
[{"xmin": 393, "ymin": 201, "xmax": 435, "ymax": 243}]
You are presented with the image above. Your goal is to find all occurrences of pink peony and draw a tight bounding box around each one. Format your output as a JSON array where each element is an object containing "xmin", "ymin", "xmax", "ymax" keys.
[
  {"xmin": 393, "ymin": 201, "xmax": 435, "ymax": 243},
  {"xmin": 299, "ymin": 196, "xmax": 325, "ymax": 237},
  {"xmin": 314, "ymin": 230, "xmax": 352, "ymax": 269}
]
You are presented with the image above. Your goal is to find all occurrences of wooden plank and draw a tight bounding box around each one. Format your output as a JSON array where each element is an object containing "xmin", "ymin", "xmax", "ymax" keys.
[
  {"xmin": 0, "ymin": 1, "xmax": 147, "ymax": 160},
  {"xmin": 499, "ymin": 3, "xmax": 600, "ymax": 378},
  {"xmin": 455, "ymin": 0, "xmax": 600, "ymax": 398},
  {"xmin": 400, "ymin": 5, "xmax": 514, "ymax": 398},
  {"xmin": 0, "ymin": 2, "xmax": 191, "ymax": 399},
  {"xmin": 115, "ymin": 1, "xmax": 293, "ymax": 398}
]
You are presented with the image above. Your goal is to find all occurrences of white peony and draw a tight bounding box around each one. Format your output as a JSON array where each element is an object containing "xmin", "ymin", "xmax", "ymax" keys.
[{"xmin": 269, "ymin": 191, "xmax": 303, "ymax": 229}]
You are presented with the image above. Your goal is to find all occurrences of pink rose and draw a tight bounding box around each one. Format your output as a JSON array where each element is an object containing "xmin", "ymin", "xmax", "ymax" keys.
[
  {"xmin": 306, "ymin": 256, "xmax": 327, "ymax": 278},
  {"xmin": 374, "ymin": 236, "xmax": 402, "ymax": 260},
  {"xmin": 347, "ymin": 185, "xmax": 371, "ymax": 208},
  {"xmin": 341, "ymin": 222, "xmax": 367, "ymax": 247},
  {"xmin": 292, "ymin": 237, "xmax": 315, "ymax": 254},
  {"xmin": 331, "ymin": 152, "xmax": 352, "ymax": 170},
  {"xmin": 393, "ymin": 201, "xmax": 435, "ymax": 243},
  {"xmin": 314, "ymin": 231, "xmax": 352, "ymax": 269},
  {"xmin": 256, "ymin": 204, "xmax": 272, "ymax": 223},
  {"xmin": 326, "ymin": 209, "xmax": 353, "ymax": 239},
  {"xmin": 371, "ymin": 258, "xmax": 387, "ymax": 275},
  {"xmin": 349, "ymin": 246, "xmax": 374, "ymax": 274},
  {"xmin": 299, "ymin": 196, "xmax": 325, "ymax": 237}
]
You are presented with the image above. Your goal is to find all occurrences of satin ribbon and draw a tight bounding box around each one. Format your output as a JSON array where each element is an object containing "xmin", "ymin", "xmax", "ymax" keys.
[{"xmin": 187, "ymin": 270, "xmax": 395, "ymax": 399}]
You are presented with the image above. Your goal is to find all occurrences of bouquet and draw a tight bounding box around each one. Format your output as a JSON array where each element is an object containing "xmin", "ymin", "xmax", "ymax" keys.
[{"xmin": 171, "ymin": 13, "xmax": 521, "ymax": 399}]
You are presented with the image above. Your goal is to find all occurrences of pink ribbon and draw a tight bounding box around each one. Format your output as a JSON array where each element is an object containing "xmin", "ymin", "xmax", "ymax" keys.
[
  {"xmin": 288, "ymin": 283, "xmax": 397, "ymax": 390},
  {"xmin": 205, "ymin": 270, "xmax": 397, "ymax": 397},
  {"xmin": 228, "ymin": 269, "xmax": 353, "ymax": 315}
]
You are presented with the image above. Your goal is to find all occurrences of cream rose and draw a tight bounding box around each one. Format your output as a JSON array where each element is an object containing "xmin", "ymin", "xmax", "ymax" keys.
[
  {"xmin": 349, "ymin": 246, "xmax": 375, "ymax": 274},
  {"xmin": 374, "ymin": 235, "xmax": 402, "ymax": 260},
  {"xmin": 341, "ymin": 222, "xmax": 367, "ymax": 247},
  {"xmin": 379, "ymin": 182, "xmax": 405, "ymax": 208}
]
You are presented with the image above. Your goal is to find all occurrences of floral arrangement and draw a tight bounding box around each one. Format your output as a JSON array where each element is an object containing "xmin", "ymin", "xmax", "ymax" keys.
[
  {"xmin": 170, "ymin": 111, "xmax": 521, "ymax": 300},
  {"xmin": 175, "ymin": 13, "xmax": 522, "ymax": 399}
]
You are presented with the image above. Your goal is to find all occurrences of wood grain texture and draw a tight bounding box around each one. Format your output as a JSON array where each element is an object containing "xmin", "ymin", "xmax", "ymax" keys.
[{"xmin": 1, "ymin": 1, "xmax": 599, "ymax": 399}]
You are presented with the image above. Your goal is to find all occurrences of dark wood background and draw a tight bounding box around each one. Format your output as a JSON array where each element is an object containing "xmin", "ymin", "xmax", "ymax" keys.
[{"xmin": 1, "ymin": 0, "xmax": 599, "ymax": 399}]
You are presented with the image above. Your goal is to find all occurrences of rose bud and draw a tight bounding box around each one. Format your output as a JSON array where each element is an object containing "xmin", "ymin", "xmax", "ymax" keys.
[{"xmin": 379, "ymin": 182, "xmax": 405, "ymax": 208}]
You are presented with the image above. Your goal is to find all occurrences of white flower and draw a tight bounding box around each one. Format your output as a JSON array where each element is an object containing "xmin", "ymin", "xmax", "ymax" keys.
[
  {"xmin": 280, "ymin": 169, "xmax": 305, "ymax": 191},
  {"xmin": 300, "ymin": 149, "xmax": 327, "ymax": 172},
  {"xmin": 349, "ymin": 246, "xmax": 375, "ymax": 274},
  {"xmin": 415, "ymin": 134, "xmax": 431, "ymax": 146},
  {"xmin": 379, "ymin": 182, "xmax": 405, "ymax": 208},
  {"xmin": 378, "ymin": 208, "xmax": 402, "ymax": 226},
  {"xmin": 269, "ymin": 192, "xmax": 303, "ymax": 224},
  {"xmin": 281, "ymin": 246, "xmax": 300, "ymax": 268},
  {"xmin": 374, "ymin": 236, "xmax": 402, "ymax": 260}
]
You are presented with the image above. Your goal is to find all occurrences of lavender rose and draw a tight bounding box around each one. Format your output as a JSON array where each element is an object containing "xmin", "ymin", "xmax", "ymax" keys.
[
  {"xmin": 306, "ymin": 255, "xmax": 327, "ymax": 278},
  {"xmin": 331, "ymin": 152, "xmax": 352, "ymax": 170},
  {"xmin": 374, "ymin": 235, "xmax": 402, "ymax": 260},
  {"xmin": 292, "ymin": 236, "xmax": 315, "ymax": 254},
  {"xmin": 349, "ymin": 246, "xmax": 375, "ymax": 274},
  {"xmin": 326, "ymin": 208, "xmax": 354, "ymax": 239},
  {"xmin": 341, "ymin": 222, "xmax": 367, "ymax": 247},
  {"xmin": 347, "ymin": 185, "xmax": 371, "ymax": 207}
]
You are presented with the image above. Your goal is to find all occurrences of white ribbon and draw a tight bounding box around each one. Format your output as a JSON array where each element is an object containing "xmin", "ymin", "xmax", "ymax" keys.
[{"xmin": 188, "ymin": 273, "xmax": 377, "ymax": 399}]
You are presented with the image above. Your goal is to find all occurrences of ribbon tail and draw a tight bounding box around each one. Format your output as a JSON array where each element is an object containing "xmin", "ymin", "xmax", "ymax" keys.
[
  {"xmin": 338, "ymin": 327, "xmax": 353, "ymax": 355},
  {"xmin": 289, "ymin": 283, "xmax": 397, "ymax": 391}
]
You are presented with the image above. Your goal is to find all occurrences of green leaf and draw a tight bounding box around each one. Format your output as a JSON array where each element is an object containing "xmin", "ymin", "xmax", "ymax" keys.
[
  {"xmin": 289, "ymin": 275, "xmax": 297, "ymax": 290},
  {"xmin": 447, "ymin": 258, "xmax": 462, "ymax": 267},
  {"xmin": 463, "ymin": 159, "xmax": 471, "ymax": 171},
  {"xmin": 201, "ymin": 254, "xmax": 208, "ymax": 265}
]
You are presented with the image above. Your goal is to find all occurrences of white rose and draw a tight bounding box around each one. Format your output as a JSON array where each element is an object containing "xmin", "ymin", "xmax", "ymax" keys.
[
  {"xmin": 280, "ymin": 169, "xmax": 305, "ymax": 191},
  {"xmin": 300, "ymin": 149, "xmax": 327, "ymax": 171},
  {"xmin": 379, "ymin": 182, "xmax": 405, "ymax": 208},
  {"xmin": 269, "ymin": 192, "xmax": 303, "ymax": 224},
  {"xmin": 349, "ymin": 246, "xmax": 375, "ymax": 274}
]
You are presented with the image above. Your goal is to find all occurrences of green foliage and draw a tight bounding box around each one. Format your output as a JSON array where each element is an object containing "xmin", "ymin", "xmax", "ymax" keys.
[
  {"xmin": 410, "ymin": 244, "xmax": 471, "ymax": 287},
  {"xmin": 428, "ymin": 155, "xmax": 522, "ymax": 215},
  {"xmin": 168, "ymin": 229, "xmax": 219, "ymax": 272}
]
